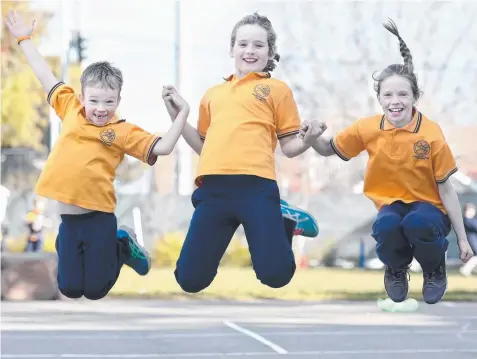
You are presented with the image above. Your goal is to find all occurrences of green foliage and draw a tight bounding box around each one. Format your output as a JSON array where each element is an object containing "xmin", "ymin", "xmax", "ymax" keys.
[
  {"xmin": 221, "ymin": 236, "xmax": 252, "ymax": 267},
  {"xmin": 152, "ymin": 232, "xmax": 252, "ymax": 268},
  {"xmin": 1, "ymin": 3, "xmax": 56, "ymax": 150},
  {"xmin": 152, "ymin": 231, "xmax": 185, "ymax": 267}
]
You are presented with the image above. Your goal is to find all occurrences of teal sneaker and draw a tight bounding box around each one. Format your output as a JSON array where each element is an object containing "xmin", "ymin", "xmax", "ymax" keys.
[
  {"xmin": 280, "ymin": 200, "xmax": 319, "ymax": 238},
  {"xmin": 117, "ymin": 225, "xmax": 151, "ymax": 276}
]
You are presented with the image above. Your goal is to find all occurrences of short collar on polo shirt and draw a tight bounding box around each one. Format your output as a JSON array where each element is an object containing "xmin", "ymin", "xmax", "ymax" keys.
[
  {"xmin": 224, "ymin": 72, "xmax": 271, "ymax": 83},
  {"xmin": 380, "ymin": 110, "xmax": 422, "ymax": 133}
]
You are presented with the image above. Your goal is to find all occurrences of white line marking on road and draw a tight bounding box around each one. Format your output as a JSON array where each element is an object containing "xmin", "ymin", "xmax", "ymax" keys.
[
  {"xmin": 223, "ymin": 320, "xmax": 288, "ymax": 354},
  {"xmin": 457, "ymin": 322, "xmax": 472, "ymax": 341}
]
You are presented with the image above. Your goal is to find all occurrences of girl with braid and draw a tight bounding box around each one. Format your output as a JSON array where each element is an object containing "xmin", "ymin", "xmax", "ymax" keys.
[{"xmin": 301, "ymin": 19, "xmax": 473, "ymax": 304}]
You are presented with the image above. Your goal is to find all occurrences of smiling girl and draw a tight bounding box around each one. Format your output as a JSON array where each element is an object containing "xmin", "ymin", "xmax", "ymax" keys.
[
  {"xmin": 302, "ymin": 19, "xmax": 473, "ymax": 304},
  {"xmin": 163, "ymin": 13, "xmax": 326, "ymax": 293}
]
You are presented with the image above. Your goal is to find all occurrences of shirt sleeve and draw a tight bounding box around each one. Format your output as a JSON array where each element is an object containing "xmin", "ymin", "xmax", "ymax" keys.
[
  {"xmin": 124, "ymin": 125, "xmax": 162, "ymax": 166},
  {"xmin": 274, "ymin": 88, "xmax": 301, "ymax": 139},
  {"xmin": 47, "ymin": 82, "xmax": 81, "ymax": 121},
  {"xmin": 330, "ymin": 120, "xmax": 365, "ymax": 161},
  {"xmin": 433, "ymin": 138, "xmax": 457, "ymax": 183},
  {"xmin": 197, "ymin": 95, "xmax": 211, "ymax": 140}
]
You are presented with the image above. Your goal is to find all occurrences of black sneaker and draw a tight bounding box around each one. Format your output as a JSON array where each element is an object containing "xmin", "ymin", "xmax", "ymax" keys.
[
  {"xmin": 384, "ymin": 266, "xmax": 409, "ymax": 303},
  {"xmin": 423, "ymin": 263, "xmax": 447, "ymax": 304}
]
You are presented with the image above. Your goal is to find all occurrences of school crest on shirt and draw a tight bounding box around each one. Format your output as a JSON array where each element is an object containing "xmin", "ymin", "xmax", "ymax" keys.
[
  {"xmin": 413, "ymin": 140, "xmax": 430, "ymax": 160},
  {"xmin": 99, "ymin": 128, "xmax": 116, "ymax": 146},
  {"xmin": 253, "ymin": 84, "xmax": 271, "ymax": 101}
]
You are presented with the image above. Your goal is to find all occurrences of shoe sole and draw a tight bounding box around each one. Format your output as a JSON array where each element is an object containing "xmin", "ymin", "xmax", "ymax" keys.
[
  {"xmin": 423, "ymin": 283, "xmax": 448, "ymax": 305},
  {"xmin": 386, "ymin": 292, "xmax": 408, "ymax": 303},
  {"xmin": 384, "ymin": 286, "xmax": 408, "ymax": 303}
]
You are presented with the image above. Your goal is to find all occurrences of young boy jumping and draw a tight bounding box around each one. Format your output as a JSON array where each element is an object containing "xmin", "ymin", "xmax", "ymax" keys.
[{"xmin": 5, "ymin": 11, "xmax": 190, "ymax": 300}]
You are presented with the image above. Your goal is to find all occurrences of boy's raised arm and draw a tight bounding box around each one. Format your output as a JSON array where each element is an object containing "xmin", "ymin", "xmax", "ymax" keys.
[{"xmin": 5, "ymin": 11, "xmax": 59, "ymax": 94}]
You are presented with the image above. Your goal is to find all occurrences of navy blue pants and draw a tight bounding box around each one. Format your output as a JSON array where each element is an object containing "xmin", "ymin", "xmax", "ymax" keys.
[
  {"xmin": 56, "ymin": 212, "xmax": 130, "ymax": 300},
  {"xmin": 372, "ymin": 201, "xmax": 451, "ymax": 273},
  {"xmin": 175, "ymin": 175, "xmax": 296, "ymax": 293},
  {"xmin": 25, "ymin": 234, "xmax": 43, "ymax": 252}
]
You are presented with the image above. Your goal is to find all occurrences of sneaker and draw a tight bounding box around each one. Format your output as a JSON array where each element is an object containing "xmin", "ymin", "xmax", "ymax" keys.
[
  {"xmin": 117, "ymin": 225, "xmax": 151, "ymax": 276},
  {"xmin": 384, "ymin": 266, "xmax": 409, "ymax": 303},
  {"xmin": 280, "ymin": 200, "xmax": 319, "ymax": 238},
  {"xmin": 422, "ymin": 262, "xmax": 447, "ymax": 304}
]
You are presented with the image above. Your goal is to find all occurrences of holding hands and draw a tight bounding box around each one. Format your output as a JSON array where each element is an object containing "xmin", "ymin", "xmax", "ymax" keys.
[
  {"xmin": 299, "ymin": 120, "xmax": 327, "ymax": 145},
  {"xmin": 162, "ymin": 85, "xmax": 189, "ymax": 120},
  {"xmin": 458, "ymin": 237, "xmax": 474, "ymax": 263}
]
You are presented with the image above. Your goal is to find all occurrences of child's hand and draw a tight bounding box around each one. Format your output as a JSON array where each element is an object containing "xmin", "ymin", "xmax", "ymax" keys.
[
  {"xmin": 5, "ymin": 11, "xmax": 35, "ymax": 38},
  {"xmin": 163, "ymin": 86, "xmax": 189, "ymax": 113},
  {"xmin": 298, "ymin": 120, "xmax": 310, "ymax": 140},
  {"xmin": 458, "ymin": 237, "xmax": 474, "ymax": 263},
  {"xmin": 316, "ymin": 121, "xmax": 327, "ymax": 136},
  {"xmin": 171, "ymin": 93, "xmax": 189, "ymax": 114},
  {"xmin": 300, "ymin": 120, "xmax": 327, "ymax": 145},
  {"xmin": 162, "ymin": 85, "xmax": 180, "ymax": 121}
]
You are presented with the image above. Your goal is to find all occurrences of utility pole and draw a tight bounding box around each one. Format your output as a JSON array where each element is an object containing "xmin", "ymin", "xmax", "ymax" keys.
[{"xmin": 173, "ymin": 0, "xmax": 181, "ymax": 194}]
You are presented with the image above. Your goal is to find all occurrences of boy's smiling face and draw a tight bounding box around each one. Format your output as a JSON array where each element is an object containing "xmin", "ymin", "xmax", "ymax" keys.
[{"xmin": 80, "ymin": 85, "xmax": 121, "ymax": 126}]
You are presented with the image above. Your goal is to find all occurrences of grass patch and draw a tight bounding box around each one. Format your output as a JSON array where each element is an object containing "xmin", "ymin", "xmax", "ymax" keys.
[{"xmin": 110, "ymin": 267, "xmax": 477, "ymax": 301}]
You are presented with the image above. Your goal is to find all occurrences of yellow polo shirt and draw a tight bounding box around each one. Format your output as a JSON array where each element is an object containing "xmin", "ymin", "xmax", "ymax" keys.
[
  {"xmin": 331, "ymin": 111, "xmax": 457, "ymax": 213},
  {"xmin": 35, "ymin": 82, "xmax": 160, "ymax": 212},
  {"xmin": 196, "ymin": 72, "xmax": 301, "ymax": 185}
]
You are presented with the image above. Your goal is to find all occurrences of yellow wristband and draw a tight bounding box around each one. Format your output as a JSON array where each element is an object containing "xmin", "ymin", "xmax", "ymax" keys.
[{"xmin": 17, "ymin": 36, "xmax": 31, "ymax": 45}]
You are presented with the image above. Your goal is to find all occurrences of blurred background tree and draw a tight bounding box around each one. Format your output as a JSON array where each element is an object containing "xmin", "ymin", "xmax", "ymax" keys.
[{"xmin": 1, "ymin": 2, "xmax": 60, "ymax": 191}]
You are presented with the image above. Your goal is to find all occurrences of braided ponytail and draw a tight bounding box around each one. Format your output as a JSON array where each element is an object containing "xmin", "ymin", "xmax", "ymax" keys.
[
  {"xmin": 383, "ymin": 18, "xmax": 414, "ymax": 73},
  {"xmin": 372, "ymin": 18, "xmax": 421, "ymax": 100}
]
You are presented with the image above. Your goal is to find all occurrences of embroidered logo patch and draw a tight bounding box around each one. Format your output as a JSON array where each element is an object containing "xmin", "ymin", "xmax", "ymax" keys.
[
  {"xmin": 413, "ymin": 140, "xmax": 430, "ymax": 159},
  {"xmin": 100, "ymin": 128, "xmax": 116, "ymax": 146},
  {"xmin": 253, "ymin": 84, "xmax": 271, "ymax": 101}
]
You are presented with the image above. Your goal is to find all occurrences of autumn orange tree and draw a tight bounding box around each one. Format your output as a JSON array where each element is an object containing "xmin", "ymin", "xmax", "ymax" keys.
[
  {"xmin": 1, "ymin": 2, "xmax": 61, "ymax": 190},
  {"xmin": 1, "ymin": 1, "xmax": 58, "ymax": 150}
]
